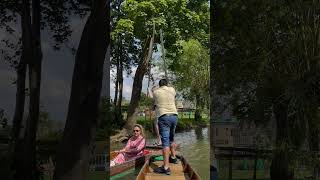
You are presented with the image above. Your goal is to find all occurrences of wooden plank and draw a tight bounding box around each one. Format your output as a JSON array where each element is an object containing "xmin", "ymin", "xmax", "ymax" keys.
[
  {"xmin": 149, "ymin": 161, "xmax": 185, "ymax": 176},
  {"xmin": 144, "ymin": 174, "xmax": 187, "ymax": 180},
  {"xmin": 179, "ymin": 155, "xmax": 201, "ymax": 180},
  {"xmin": 136, "ymin": 155, "xmax": 201, "ymax": 180}
]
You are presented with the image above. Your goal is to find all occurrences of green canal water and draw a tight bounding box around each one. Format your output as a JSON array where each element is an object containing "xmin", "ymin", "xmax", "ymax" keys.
[{"xmin": 110, "ymin": 127, "xmax": 210, "ymax": 180}]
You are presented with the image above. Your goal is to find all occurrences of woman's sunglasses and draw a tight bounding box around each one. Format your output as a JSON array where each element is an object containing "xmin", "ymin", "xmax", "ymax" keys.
[{"xmin": 133, "ymin": 129, "xmax": 140, "ymax": 132}]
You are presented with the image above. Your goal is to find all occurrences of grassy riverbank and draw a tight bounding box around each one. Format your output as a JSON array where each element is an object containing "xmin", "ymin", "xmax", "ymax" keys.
[{"xmin": 137, "ymin": 116, "xmax": 209, "ymax": 133}]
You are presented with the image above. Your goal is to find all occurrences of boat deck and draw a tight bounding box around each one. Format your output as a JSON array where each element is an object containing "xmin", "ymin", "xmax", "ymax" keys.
[{"xmin": 143, "ymin": 160, "xmax": 190, "ymax": 180}]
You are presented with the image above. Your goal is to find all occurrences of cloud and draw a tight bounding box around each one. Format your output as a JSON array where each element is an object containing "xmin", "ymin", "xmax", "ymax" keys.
[{"xmin": 110, "ymin": 66, "xmax": 153, "ymax": 100}]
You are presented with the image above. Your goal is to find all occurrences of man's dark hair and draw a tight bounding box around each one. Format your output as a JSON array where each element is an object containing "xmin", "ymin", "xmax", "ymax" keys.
[{"xmin": 159, "ymin": 79, "xmax": 168, "ymax": 87}]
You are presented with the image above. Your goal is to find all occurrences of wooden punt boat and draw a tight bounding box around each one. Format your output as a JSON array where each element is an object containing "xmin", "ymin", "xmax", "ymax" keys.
[
  {"xmin": 110, "ymin": 148, "xmax": 162, "ymax": 176},
  {"xmin": 110, "ymin": 144, "xmax": 180, "ymax": 177},
  {"xmin": 136, "ymin": 155, "xmax": 201, "ymax": 180}
]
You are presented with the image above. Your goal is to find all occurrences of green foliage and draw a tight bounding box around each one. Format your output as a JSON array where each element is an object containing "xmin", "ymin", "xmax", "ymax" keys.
[
  {"xmin": 37, "ymin": 110, "xmax": 58, "ymax": 138},
  {"xmin": 0, "ymin": 109, "xmax": 8, "ymax": 128},
  {"xmin": 37, "ymin": 130, "xmax": 62, "ymax": 160},
  {"xmin": 113, "ymin": 0, "xmax": 209, "ymax": 63},
  {"xmin": 137, "ymin": 117, "xmax": 206, "ymax": 133},
  {"xmin": 213, "ymin": 0, "xmax": 320, "ymax": 140},
  {"xmin": 112, "ymin": 19, "xmax": 134, "ymax": 36},
  {"xmin": 175, "ymin": 118, "xmax": 195, "ymax": 132},
  {"xmin": 38, "ymin": 130, "xmax": 63, "ymax": 142},
  {"xmin": 96, "ymin": 97, "xmax": 112, "ymax": 140},
  {"xmin": 111, "ymin": 0, "xmax": 139, "ymax": 77},
  {"xmin": 212, "ymin": 1, "xmax": 320, "ymax": 177},
  {"xmin": 171, "ymin": 39, "xmax": 209, "ymax": 111},
  {"xmin": 96, "ymin": 96, "xmax": 126, "ymax": 138},
  {"xmin": 0, "ymin": 0, "xmax": 92, "ymax": 69},
  {"xmin": 111, "ymin": 1, "xmax": 209, "ymax": 117},
  {"xmin": 137, "ymin": 118, "xmax": 153, "ymax": 132},
  {"xmin": 139, "ymin": 92, "xmax": 153, "ymax": 108}
]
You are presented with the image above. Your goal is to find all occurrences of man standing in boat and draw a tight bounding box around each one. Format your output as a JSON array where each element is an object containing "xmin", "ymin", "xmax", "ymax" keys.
[{"xmin": 151, "ymin": 79, "xmax": 178, "ymax": 175}]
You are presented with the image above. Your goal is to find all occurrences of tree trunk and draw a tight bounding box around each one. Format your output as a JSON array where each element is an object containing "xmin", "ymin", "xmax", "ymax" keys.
[
  {"xmin": 53, "ymin": 1, "xmax": 109, "ymax": 179},
  {"xmin": 116, "ymin": 50, "xmax": 123, "ymax": 116},
  {"xmin": 308, "ymin": 108, "xmax": 320, "ymax": 179},
  {"xmin": 270, "ymin": 101, "xmax": 291, "ymax": 180},
  {"xmin": 114, "ymin": 55, "xmax": 119, "ymax": 106},
  {"xmin": 11, "ymin": 60, "xmax": 27, "ymax": 180},
  {"xmin": 114, "ymin": 37, "xmax": 123, "ymax": 122},
  {"xmin": 22, "ymin": 0, "xmax": 43, "ymax": 178},
  {"xmin": 113, "ymin": 56, "xmax": 119, "ymax": 122},
  {"xmin": 105, "ymin": 45, "xmax": 111, "ymax": 99},
  {"xmin": 11, "ymin": 0, "xmax": 35, "ymax": 179},
  {"xmin": 125, "ymin": 31, "xmax": 155, "ymax": 131},
  {"xmin": 11, "ymin": 57, "xmax": 27, "ymax": 146},
  {"xmin": 113, "ymin": 4, "xmax": 121, "ymax": 108},
  {"xmin": 11, "ymin": 0, "xmax": 29, "ymax": 171}
]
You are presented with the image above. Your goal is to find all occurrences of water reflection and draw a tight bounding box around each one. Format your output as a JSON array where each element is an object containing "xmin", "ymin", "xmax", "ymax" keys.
[
  {"xmin": 176, "ymin": 128, "xmax": 209, "ymax": 180},
  {"xmin": 195, "ymin": 126, "xmax": 204, "ymax": 140}
]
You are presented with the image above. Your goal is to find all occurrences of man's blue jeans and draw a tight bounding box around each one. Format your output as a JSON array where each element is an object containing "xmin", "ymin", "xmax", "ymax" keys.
[{"xmin": 158, "ymin": 114, "xmax": 178, "ymax": 148}]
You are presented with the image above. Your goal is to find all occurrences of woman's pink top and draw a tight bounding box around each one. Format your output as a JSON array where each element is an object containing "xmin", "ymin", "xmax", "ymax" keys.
[
  {"xmin": 125, "ymin": 135, "xmax": 145, "ymax": 156},
  {"xmin": 113, "ymin": 135, "xmax": 146, "ymax": 165}
]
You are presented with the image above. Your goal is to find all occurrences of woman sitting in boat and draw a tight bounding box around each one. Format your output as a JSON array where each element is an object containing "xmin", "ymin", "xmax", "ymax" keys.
[{"xmin": 110, "ymin": 124, "xmax": 146, "ymax": 166}]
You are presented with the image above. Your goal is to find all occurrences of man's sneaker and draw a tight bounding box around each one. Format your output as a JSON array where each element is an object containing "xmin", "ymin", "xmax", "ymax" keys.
[
  {"xmin": 154, "ymin": 166, "xmax": 171, "ymax": 175},
  {"xmin": 169, "ymin": 156, "xmax": 178, "ymax": 164}
]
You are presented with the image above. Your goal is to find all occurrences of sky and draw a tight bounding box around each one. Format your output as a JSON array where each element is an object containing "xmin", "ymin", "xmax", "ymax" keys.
[{"xmin": 0, "ymin": 15, "xmax": 165, "ymax": 123}]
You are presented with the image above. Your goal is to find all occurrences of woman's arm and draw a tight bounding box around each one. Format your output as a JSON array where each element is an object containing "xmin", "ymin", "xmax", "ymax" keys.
[
  {"xmin": 118, "ymin": 139, "xmax": 131, "ymax": 153},
  {"xmin": 126, "ymin": 138, "xmax": 146, "ymax": 154}
]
